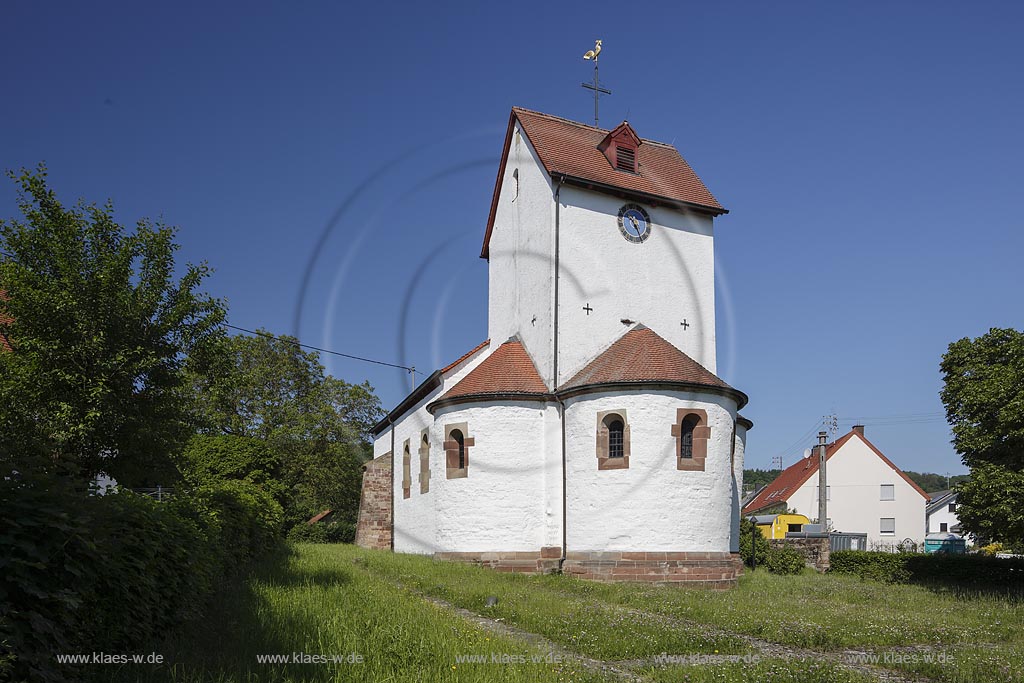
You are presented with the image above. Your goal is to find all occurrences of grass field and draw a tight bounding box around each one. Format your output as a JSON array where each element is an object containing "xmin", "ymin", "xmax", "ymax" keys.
[{"xmin": 110, "ymin": 544, "xmax": 1024, "ymax": 683}]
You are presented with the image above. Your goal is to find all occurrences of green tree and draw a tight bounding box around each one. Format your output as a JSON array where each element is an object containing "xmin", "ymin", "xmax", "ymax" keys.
[
  {"xmin": 191, "ymin": 330, "xmax": 381, "ymax": 446},
  {"xmin": 940, "ymin": 328, "xmax": 1024, "ymax": 471},
  {"xmin": 954, "ymin": 463, "xmax": 1024, "ymax": 548},
  {"xmin": 189, "ymin": 331, "xmax": 383, "ymax": 529},
  {"xmin": 0, "ymin": 167, "xmax": 225, "ymax": 485},
  {"xmin": 178, "ymin": 434, "xmax": 287, "ymax": 504}
]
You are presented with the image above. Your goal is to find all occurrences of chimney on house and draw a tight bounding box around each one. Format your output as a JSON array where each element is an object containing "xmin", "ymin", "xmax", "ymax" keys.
[{"xmin": 853, "ymin": 424, "xmax": 865, "ymax": 437}]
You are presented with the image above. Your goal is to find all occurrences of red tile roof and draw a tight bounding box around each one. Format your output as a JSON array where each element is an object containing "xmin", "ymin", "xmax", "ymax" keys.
[
  {"xmin": 435, "ymin": 337, "xmax": 548, "ymax": 403},
  {"xmin": 482, "ymin": 107, "xmax": 726, "ymax": 258},
  {"xmin": 441, "ymin": 339, "xmax": 489, "ymax": 374},
  {"xmin": 742, "ymin": 430, "xmax": 930, "ymax": 515},
  {"xmin": 561, "ymin": 325, "xmax": 734, "ymax": 393}
]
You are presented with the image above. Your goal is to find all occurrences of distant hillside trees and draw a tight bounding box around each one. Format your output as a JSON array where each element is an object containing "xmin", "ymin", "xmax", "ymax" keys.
[{"xmin": 903, "ymin": 471, "xmax": 969, "ymax": 493}]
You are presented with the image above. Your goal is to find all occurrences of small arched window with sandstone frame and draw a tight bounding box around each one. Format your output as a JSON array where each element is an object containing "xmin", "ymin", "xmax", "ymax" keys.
[
  {"xmin": 596, "ymin": 410, "xmax": 630, "ymax": 470},
  {"xmin": 672, "ymin": 409, "xmax": 710, "ymax": 472}
]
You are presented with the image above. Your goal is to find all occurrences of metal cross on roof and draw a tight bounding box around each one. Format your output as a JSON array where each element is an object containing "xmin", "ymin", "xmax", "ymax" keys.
[{"xmin": 581, "ymin": 39, "xmax": 611, "ymax": 127}]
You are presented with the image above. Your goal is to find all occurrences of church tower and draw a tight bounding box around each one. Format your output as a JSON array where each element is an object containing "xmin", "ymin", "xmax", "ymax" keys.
[
  {"xmin": 362, "ymin": 107, "xmax": 751, "ymax": 587},
  {"xmin": 481, "ymin": 108, "xmax": 727, "ymax": 387}
]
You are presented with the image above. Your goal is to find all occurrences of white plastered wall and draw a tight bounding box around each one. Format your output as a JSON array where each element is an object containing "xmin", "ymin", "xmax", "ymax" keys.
[
  {"xmin": 563, "ymin": 389, "xmax": 738, "ymax": 552},
  {"xmin": 372, "ymin": 344, "xmax": 490, "ymax": 554},
  {"xmin": 731, "ymin": 423, "xmax": 748, "ymax": 553},
  {"xmin": 486, "ymin": 123, "xmax": 556, "ymax": 386},
  {"xmin": 431, "ymin": 401, "xmax": 553, "ymax": 552},
  {"xmin": 555, "ymin": 186, "xmax": 717, "ymax": 384}
]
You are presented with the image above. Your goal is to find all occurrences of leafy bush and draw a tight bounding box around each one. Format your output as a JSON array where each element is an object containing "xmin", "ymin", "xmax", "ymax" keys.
[
  {"xmin": 763, "ymin": 546, "xmax": 806, "ymax": 575},
  {"xmin": 829, "ymin": 551, "xmax": 914, "ymax": 583},
  {"xmin": 178, "ymin": 434, "xmax": 287, "ymax": 505},
  {"xmin": 830, "ymin": 550, "xmax": 1024, "ymax": 588},
  {"xmin": 287, "ymin": 521, "xmax": 356, "ymax": 544},
  {"xmin": 193, "ymin": 479, "xmax": 283, "ymax": 564},
  {"xmin": 739, "ymin": 517, "xmax": 771, "ymax": 568},
  {"xmin": 0, "ymin": 473, "xmax": 281, "ymax": 682}
]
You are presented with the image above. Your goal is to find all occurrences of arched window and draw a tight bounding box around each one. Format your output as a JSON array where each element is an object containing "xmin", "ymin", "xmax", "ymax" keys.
[
  {"xmin": 597, "ymin": 412, "xmax": 630, "ymax": 469},
  {"xmin": 402, "ymin": 441, "xmax": 411, "ymax": 499},
  {"xmin": 679, "ymin": 415, "xmax": 700, "ymax": 460},
  {"xmin": 672, "ymin": 409, "xmax": 710, "ymax": 471},
  {"xmin": 451, "ymin": 429, "xmax": 466, "ymax": 468},
  {"xmin": 418, "ymin": 431, "xmax": 430, "ymax": 494},
  {"xmin": 607, "ymin": 419, "xmax": 624, "ymax": 459},
  {"xmin": 444, "ymin": 423, "xmax": 473, "ymax": 479}
]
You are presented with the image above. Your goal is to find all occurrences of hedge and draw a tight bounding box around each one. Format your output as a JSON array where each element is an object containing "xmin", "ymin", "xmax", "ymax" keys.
[
  {"xmin": 830, "ymin": 550, "xmax": 1024, "ymax": 587},
  {"xmin": 763, "ymin": 546, "xmax": 806, "ymax": 575},
  {"xmin": 0, "ymin": 474, "xmax": 282, "ymax": 682}
]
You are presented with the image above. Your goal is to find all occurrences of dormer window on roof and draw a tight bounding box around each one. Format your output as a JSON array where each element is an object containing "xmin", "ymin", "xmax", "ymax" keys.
[{"xmin": 598, "ymin": 121, "xmax": 641, "ymax": 174}]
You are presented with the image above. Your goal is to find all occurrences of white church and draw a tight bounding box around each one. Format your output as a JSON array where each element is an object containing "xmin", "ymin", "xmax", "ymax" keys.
[{"xmin": 355, "ymin": 107, "xmax": 751, "ymax": 585}]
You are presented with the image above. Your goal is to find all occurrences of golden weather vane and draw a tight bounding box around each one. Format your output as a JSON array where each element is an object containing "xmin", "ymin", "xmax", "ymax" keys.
[{"xmin": 581, "ymin": 39, "xmax": 610, "ymax": 127}]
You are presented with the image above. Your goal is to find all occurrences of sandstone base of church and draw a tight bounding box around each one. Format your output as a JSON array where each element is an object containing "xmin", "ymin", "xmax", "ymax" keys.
[
  {"xmin": 354, "ymin": 454, "xmax": 392, "ymax": 550},
  {"xmin": 434, "ymin": 549, "xmax": 743, "ymax": 587}
]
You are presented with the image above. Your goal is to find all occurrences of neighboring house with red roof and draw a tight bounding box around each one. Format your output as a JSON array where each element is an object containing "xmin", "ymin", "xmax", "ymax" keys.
[
  {"xmin": 743, "ymin": 426, "xmax": 930, "ymax": 547},
  {"xmin": 358, "ymin": 108, "xmax": 752, "ymax": 586}
]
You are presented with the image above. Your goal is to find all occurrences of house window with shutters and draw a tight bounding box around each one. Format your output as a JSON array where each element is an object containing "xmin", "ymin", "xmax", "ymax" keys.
[
  {"xmin": 418, "ymin": 430, "xmax": 430, "ymax": 494},
  {"xmin": 444, "ymin": 423, "xmax": 473, "ymax": 479},
  {"xmin": 672, "ymin": 409, "xmax": 709, "ymax": 471},
  {"xmin": 596, "ymin": 411, "xmax": 630, "ymax": 470}
]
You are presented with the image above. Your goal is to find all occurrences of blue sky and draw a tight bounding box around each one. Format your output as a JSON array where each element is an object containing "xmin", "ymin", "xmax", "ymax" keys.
[{"xmin": 3, "ymin": 2, "xmax": 1022, "ymax": 475}]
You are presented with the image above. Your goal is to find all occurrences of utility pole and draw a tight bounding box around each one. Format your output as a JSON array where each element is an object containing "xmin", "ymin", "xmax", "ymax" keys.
[{"xmin": 817, "ymin": 431, "xmax": 828, "ymax": 530}]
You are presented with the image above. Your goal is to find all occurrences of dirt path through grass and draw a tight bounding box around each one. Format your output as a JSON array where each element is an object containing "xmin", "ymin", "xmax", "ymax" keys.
[{"xmin": 358, "ymin": 562, "xmax": 929, "ymax": 683}]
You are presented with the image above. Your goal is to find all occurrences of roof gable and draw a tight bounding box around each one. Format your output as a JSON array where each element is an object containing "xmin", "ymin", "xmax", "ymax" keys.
[
  {"xmin": 560, "ymin": 325, "xmax": 741, "ymax": 401},
  {"xmin": 743, "ymin": 430, "xmax": 930, "ymax": 514},
  {"xmin": 481, "ymin": 107, "xmax": 727, "ymax": 259},
  {"xmin": 433, "ymin": 337, "xmax": 548, "ymax": 405}
]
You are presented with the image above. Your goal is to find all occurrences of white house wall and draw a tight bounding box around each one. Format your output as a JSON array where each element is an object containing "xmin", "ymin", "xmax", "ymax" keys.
[
  {"xmin": 487, "ymin": 124, "xmax": 556, "ymax": 386},
  {"xmin": 555, "ymin": 185, "xmax": 717, "ymax": 384},
  {"xmin": 563, "ymin": 390, "xmax": 738, "ymax": 552},
  {"xmin": 789, "ymin": 435, "xmax": 926, "ymax": 546},
  {"xmin": 927, "ymin": 502, "xmax": 961, "ymax": 534}
]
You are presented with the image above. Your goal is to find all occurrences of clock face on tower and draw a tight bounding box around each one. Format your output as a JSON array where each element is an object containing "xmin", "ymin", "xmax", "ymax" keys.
[{"xmin": 617, "ymin": 204, "xmax": 651, "ymax": 243}]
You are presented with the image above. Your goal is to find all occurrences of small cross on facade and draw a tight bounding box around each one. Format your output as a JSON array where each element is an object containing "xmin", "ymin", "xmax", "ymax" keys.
[
  {"xmin": 583, "ymin": 304, "xmax": 594, "ymax": 315},
  {"xmin": 680, "ymin": 319, "xmax": 690, "ymax": 330}
]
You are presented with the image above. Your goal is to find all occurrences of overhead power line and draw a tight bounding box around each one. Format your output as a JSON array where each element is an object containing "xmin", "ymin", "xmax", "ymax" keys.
[{"xmin": 224, "ymin": 323, "xmax": 414, "ymax": 373}]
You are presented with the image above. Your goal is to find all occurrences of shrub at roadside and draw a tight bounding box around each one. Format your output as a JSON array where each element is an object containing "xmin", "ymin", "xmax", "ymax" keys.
[
  {"xmin": 763, "ymin": 546, "xmax": 806, "ymax": 575},
  {"xmin": 0, "ymin": 474, "xmax": 282, "ymax": 683},
  {"xmin": 830, "ymin": 550, "xmax": 1024, "ymax": 587},
  {"xmin": 739, "ymin": 517, "xmax": 771, "ymax": 568}
]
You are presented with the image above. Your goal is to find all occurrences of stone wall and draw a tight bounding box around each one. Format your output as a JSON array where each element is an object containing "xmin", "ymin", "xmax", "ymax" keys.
[
  {"xmin": 562, "ymin": 551, "xmax": 743, "ymax": 587},
  {"xmin": 355, "ymin": 453, "xmax": 392, "ymax": 550},
  {"xmin": 770, "ymin": 537, "xmax": 829, "ymax": 571},
  {"xmin": 435, "ymin": 547, "xmax": 562, "ymax": 575},
  {"xmin": 434, "ymin": 549, "xmax": 742, "ymax": 587}
]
